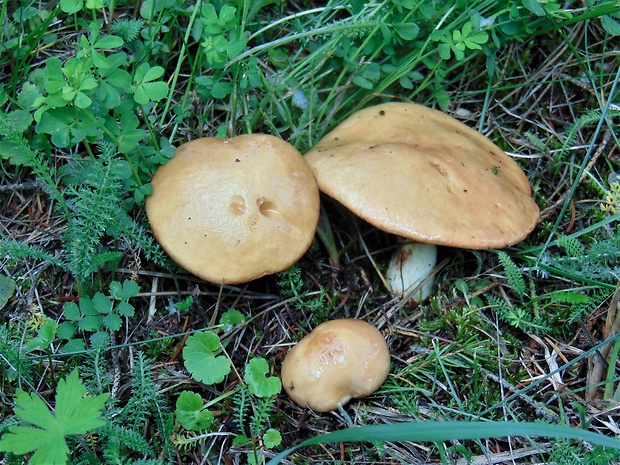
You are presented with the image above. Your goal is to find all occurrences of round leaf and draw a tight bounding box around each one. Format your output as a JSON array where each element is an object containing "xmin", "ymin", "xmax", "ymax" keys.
[
  {"xmin": 244, "ymin": 358, "xmax": 281, "ymax": 398},
  {"xmin": 182, "ymin": 332, "xmax": 231, "ymax": 385}
]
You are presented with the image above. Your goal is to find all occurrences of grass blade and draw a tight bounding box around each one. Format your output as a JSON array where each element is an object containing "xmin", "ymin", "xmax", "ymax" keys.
[{"xmin": 267, "ymin": 420, "xmax": 620, "ymax": 464}]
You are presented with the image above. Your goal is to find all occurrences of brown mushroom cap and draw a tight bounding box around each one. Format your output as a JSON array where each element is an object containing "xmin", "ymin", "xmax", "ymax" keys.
[
  {"xmin": 304, "ymin": 102, "xmax": 540, "ymax": 249},
  {"xmin": 146, "ymin": 135, "xmax": 320, "ymax": 284},
  {"xmin": 281, "ymin": 319, "xmax": 390, "ymax": 412}
]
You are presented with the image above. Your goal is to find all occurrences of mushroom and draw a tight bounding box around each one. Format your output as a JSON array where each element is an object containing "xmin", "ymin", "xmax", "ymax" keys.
[
  {"xmin": 281, "ymin": 319, "xmax": 390, "ymax": 412},
  {"xmin": 304, "ymin": 102, "xmax": 540, "ymax": 300},
  {"xmin": 146, "ymin": 134, "xmax": 320, "ymax": 284}
]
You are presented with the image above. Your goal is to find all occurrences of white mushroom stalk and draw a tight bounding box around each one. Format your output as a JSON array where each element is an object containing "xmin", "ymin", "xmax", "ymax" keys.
[{"xmin": 385, "ymin": 242, "xmax": 437, "ymax": 303}]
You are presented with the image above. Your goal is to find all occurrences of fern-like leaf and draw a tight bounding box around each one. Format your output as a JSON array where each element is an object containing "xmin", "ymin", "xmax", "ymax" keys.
[
  {"xmin": 111, "ymin": 18, "xmax": 144, "ymax": 42},
  {"xmin": 497, "ymin": 251, "xmax": 526, "ymax": 297}
]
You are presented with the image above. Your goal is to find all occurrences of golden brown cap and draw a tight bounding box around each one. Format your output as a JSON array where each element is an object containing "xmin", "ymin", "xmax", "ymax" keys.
[
  {"xmin": 281, "ymin": 319, "xmax": 390, "ymax": 412},
  {"xmin": 305, "ymin": 102, "xmax": 540, "ymax": 249},
  {"xmin": 146, "ymin": 135, "xmax": 320, "ymax": 284}
]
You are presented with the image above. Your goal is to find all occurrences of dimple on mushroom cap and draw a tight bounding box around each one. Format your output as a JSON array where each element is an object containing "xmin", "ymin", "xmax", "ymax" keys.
[
  {"xmin": 146, "ymin": 135, "xmax": 320, "ymax": 284},
  {"xmin": 304, "ymin": 102, "xmax": 540, "ymax": 249},
  {"xmin": 281, "ymin": 319, "xmax": 391, "ymax": 412}
]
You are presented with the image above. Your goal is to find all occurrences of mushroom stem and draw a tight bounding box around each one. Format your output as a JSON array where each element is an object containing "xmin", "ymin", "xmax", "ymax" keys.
[{"xmin": 385, "ymin": 242, "xmax": 437, "ymax": 303}]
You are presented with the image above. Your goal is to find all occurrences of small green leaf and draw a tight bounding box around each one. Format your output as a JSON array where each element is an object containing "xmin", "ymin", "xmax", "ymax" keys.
[
  {"xmin": 109, "ymin": 280, "xmax": 140, "ymax": 301},
  {"xmin": 56, "ymin": 322, "xmax": 76, "ymax": 340},
  {"xmin": 60, "ymin": 0, "xmax": 83, "ymax": 14},
  {"xmin": 244, "ymin": 358, "xmax": 281, "ymax": 398},
  {"xmin": 103, "ymin": 313, "xmax": 122, "ymax": 331},
  {"xmin": 183, "ymin": 331, "xmax": 231, "ymax": 385},
  {"xmin": 63, "ymin": 302, "xmax": 81, "ymax": 321},
  {"xmin": 602, "ymin": 15, "xmax": 620, "ymax": 35},
  {"xmin": 94, "ymin": 35, "xmax": 124, "ymax": 49},
  {"xmin": 521, "ymin": 0, "xmax": 546, "ymax": 16},
  {"xmin": 0, "ymin": 273, "xmax": 16, "ymax": 309},
  {"xmin": 115, "ymin": 301, "xmax": 135, "ymax": 317},
  {"xmin": 352, "ymin": 75, "xmax": 374, "ymax": 89},
  {"xmin": 25, "ymin": 319, "xmax": 57, "ymax": 352},
  {"xmin": 211, "ymin": 81, "xmax": 233, "ymax": 99},
  {"xmin": 394, "ymin": 23, "xmax": 419, "ymax": 40},
  {"xmin": 79, "ymin": 315, "xmax": 103, "ymax": 332},
  {"xmin": 175, "ymin": 391, "xmax": 214, "ymax": 431},
  {"xmin": 263, "ymin": 428, "xmax": 282, "ymax": 448},
  {"xmin": 220, "ymin": 309, "xmax": 246, "ymax": 331},
  {"xmin": 62, "ymin": 338, "xmax": 86, "ymax": 353},
  {"xmin": 92, "ymin": 292, "xmax": 113, "ymax": 314}
]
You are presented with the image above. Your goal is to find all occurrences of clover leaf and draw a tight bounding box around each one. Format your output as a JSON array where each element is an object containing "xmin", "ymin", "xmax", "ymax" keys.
[
  {"xmin": 174, "ymin": 391, "xmax": 214, "ymax": 431},
  {"xmin": 244, "ymin": 358, "xmax": 281, "ymax": 398},
  {"xmin": 0, "ymin": 369, "xmax": 109, "ymax": 465},
  {"xmin": 132, "ymin": 63, "xmax": 168, "ymax": 105},
  {"xmin": 182, "ymin": 331, "xmax": 231, "ymax": 385}
]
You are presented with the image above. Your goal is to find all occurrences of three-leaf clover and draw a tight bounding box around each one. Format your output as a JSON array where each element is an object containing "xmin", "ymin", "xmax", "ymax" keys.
[
  {"xmin": 0, "ymin": 369, "xmax": 109, "ymax": 465},
  {"xmin": 244, "ymin": 358, "xmax": 281, "ymax": 398},
  {"xmin": 432, "ymin": 22, "xmax": 488, "ymax": 61},
  {"xmin": 132, "ymin": 63, "xmax": 168, "ymax": 105},
  {"xmin": 182, "ymin": 331, "xmax": 231, "ymax": 385}
]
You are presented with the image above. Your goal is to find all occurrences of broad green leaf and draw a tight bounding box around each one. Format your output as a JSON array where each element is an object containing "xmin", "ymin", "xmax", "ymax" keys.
[
  {"xmin": 36, "ymin": 112, "xmax": 70, "ymax": 148},
  {"xmin": 244, "ymin": 358, "xmax": 281, "ymax": 398},
  {"xmin": 0, "ymin": 370, "xmax": 108, "ymax": 464},
  {"xmin": 183, "ymin": 331, "xmax": 231, "ymax": 385},
  {"xmin": 73, "ymin": 91, "xmax": 92, "ymax": 109}
]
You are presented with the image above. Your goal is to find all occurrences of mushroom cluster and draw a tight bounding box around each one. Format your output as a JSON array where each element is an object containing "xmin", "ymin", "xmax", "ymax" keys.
[
  {"xmin": 281, "ymin": 319, "xmax": 391, "ymax": 412},
  {"xmin": 304, "ymin": 102, "xmax": 540, "ymax": 301},
  {"xmin": 146, "ymin": 134, "xmax": 320, "ymax": 284}
]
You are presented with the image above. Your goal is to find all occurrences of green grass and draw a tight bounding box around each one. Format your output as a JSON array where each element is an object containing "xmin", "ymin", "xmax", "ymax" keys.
[{"xmin": 2, "ymin": 0, "xmax": 620, "ymax": 464}]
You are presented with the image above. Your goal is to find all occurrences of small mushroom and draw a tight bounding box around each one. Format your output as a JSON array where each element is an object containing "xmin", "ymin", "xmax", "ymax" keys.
[
  {"xmin": 305, "ymin": 102, "xmax": 540, "ymax": 300},
  {"xmin": 146, "ymin": 134, "xmax": 320, "ymax": 284},
  {"xmin": 281, "ymin": 319, "xmax": 390, "ymax": 412}
]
